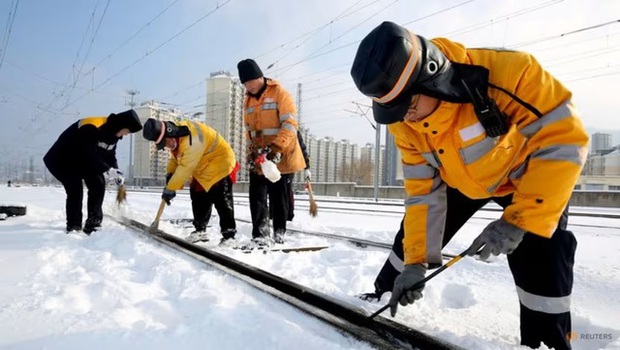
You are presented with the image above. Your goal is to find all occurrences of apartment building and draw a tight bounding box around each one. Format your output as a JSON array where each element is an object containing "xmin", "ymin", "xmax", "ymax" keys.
[{"xmin": 132, "ymin": 101, "xmax": 180, "ymax": 187}]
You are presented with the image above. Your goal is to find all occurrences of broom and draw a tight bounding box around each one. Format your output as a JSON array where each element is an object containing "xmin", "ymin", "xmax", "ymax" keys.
[
  {"xmin": 149, "ymin": 199, "xmax": 167, "ymax": 234},
  {"xmin": 306, "ymin": 179, "xmax": 318, "ymax": 217},
  {"xmin": 116, "ymin": 184, "xmax": 127, "ymax": 205}
]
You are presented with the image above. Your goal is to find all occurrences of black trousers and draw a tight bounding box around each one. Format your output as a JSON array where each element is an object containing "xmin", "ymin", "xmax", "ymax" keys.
[
  {"xmin": 374, "ymin": 187, "xmax": 576, "ymax": 350},
  {"xmin": 272, "ymin": 176, "xmax": 296, "ymax": 221},
  {"xmin": 249, "ymin": 172, "xmax": 292, "ymax": 238},
  {"xmin": 287, "ymin": 178, "xmax": 296, "ymax": 221},
  {"xmin": 44, "ymin": 158, "xmax": 105, "ymax": 228},
  {"xmin": 189, "ymin": 176, "xmax": 236, "ymax": 234}
]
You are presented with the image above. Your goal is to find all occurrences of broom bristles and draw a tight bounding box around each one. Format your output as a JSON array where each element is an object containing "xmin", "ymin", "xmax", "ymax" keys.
[
  {"xmin": 306, "ymin": 180, "xmax": 318, "ymax": 217},
  {"xmin": 309, "ymin": 199, "xmax": 318, "ymax": 217},
  {"xmin": 116, "ymin": 184, "xmax": 127, "ymax": 205}
]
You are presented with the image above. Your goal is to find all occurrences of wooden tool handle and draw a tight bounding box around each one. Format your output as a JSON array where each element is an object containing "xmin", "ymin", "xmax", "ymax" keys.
[
  {"xmin": 306, "ymin": 180, "xmax": 314, "ymax": 197},
  {"xmin": 154, "ymin": 199, "xmax": 166, "ymax": 223}
]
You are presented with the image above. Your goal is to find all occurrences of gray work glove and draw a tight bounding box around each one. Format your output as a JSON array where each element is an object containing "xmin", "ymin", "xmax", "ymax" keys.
[
  {"xmin": 304, "ymin": 169, "xmax": 311, "ymax": 181},
  {"xmin": 467, "ymin": 218, "xmax": 526, "ymax": 260},
  {"xmin": 388, "ymin": 264, "xmax": 427, "ymax": 317}
]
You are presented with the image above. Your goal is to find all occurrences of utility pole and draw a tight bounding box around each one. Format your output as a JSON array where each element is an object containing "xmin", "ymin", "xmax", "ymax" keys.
[
  {"xmin": 28, "ymin": 156, "xmax": 34, "ymax": 184},
  {"xmin": 296, "ymin": 83, "xmax": 302, "ymax": 125},
  {"xmin": 346, "ymin": 102, "xmax": 381, "ymax": 202},
  {"xmin": 126, "ymin": 90, "xmax": 139, "ymax": 185},
  {"xmin": 295, "ymin": 82, "xmax": 303, "ymax": 184}
]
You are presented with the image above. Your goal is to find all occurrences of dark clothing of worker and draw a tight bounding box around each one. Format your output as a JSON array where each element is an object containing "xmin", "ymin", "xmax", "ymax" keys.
[{"xmin": 43, "ymin": 110, "xmax": 142, "ymax": 233}]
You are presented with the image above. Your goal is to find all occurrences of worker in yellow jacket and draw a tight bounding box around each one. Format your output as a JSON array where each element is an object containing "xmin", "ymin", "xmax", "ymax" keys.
[
  {"xmin": 142, "ymin": 118, "xmax": 238, "ymax": 244},
  {"xmin": 238, "ymin": 59, "xmax": 306, "ymax": 246},
  {"xmin": 351, "ymin": 22, "xmax": 588, "ymax": 350}
]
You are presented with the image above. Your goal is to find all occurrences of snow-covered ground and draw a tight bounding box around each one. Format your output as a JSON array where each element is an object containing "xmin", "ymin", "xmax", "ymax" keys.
[{"xmin": 1, "ymin": 185, "xmax": 619, "ymax": 350}]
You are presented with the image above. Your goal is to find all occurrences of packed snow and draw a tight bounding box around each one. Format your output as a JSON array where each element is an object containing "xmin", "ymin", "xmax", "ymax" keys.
[{"xmin": 1, "ymin": 185, "xmax": 619, "ymax": 350}]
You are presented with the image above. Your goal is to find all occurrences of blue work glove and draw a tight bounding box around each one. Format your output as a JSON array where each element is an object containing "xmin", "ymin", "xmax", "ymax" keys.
[
  {"xmin": 467, "ymin": 218, "xmax": 526, "ymax": 260},
  {"xmin": 162, "ymin": 188, "xmax": 176, "ymax": 205},
  {"xmin": 388, "ymin": 264, "xmax": 427, "ymax": 317}
]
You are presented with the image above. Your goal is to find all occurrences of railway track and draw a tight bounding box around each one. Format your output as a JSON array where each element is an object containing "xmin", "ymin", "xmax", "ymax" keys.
[
  {"xmin": 166, "ymin": 216, "xmax": 462, "ymax": 260},
  {"xmin": 110, "ymin": 215, "xmax": 462, "ymax": 350},
  {"xmin": 230, "ymin": 201, "xmax": 620, "ymax": 231},
  {"xmin": 125, "ymin": 189, "xmax": 620, "ymax": 220},
  {"xmin": 231, "ymin": 193, "xmax": 620, "ymax": 219},
  {"xmin": 167, "ymin": 210, "xmax": 619, "ymax": 255}
]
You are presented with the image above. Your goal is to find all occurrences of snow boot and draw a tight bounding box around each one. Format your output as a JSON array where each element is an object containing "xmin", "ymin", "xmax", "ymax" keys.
[
  {"xmin": 219, "ymin": 229, "xmax": 236, "ymax": 246},
  {"xmin": 274, "ymin": 230, "xmax": 285, "ymax": 244},
  {"xmin": 66, "ymin": 224, "xmax": 82, "ymax": 233},
  {"xmin": 250, "ymin": 236, "xmax": 274, "ymax": 248},
  {"xmin": 187, "ymin": 230, "xmax": 209, "ymax": 243},
  {"xmin": 83, "ymin": 218, "xmax": 101, "ymax": 235}
]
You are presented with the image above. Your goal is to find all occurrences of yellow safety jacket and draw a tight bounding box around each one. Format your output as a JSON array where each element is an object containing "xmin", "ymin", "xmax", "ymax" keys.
[
  {"xmin": 165, "ymin": 120, "xmax": 236, "ymax": 192},
  {"xmin": 388, "ymin": 38, "xmax": 589, "ymax": 266},
  {"xmin": 244, "ymin": 79, "xmax": 305, "ymax": 174}
]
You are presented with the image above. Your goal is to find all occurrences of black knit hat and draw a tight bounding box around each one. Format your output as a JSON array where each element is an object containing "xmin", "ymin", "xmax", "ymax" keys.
[
  {"xmin": 351, "ymin": 22, "xmax": 458, "ymax": 124},
  {"xmin": 106, "ymin": 109, "xmax": 142, "ymax": 133},
  {"xmin": 143, "ymin": 118, "xmax": 190, "ymax": 150},
  {"xmin": 237, "ymin": 59, "xmax": 263, "ymax": 84},
  {"xmin": 142, "ymin": 118, "xmax": 168, "ymax": 150}
]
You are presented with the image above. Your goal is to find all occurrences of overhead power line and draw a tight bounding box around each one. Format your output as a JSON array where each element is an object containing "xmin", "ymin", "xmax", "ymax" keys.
[
  {"xmin": 442, "ymin": 0, "xmax": 564, "ymax": 38},
  {"xmin": 402, "ymin": 0, "xmax": 474, "ymax": 26},
  {"xmin": 38, "ymin": 0, "xmax": 106, "ymax": 117},
  {"xmin": 564, "ymin": 70, "xmax": 620, "ymax": 83},
  {"xmin": 0, "ymin": 0, "xmax": 20, "ymax": 70},
  {"xmin": 275, "ymin": 0, "xmax": 401, "ymax": 75},
  {"xmin": 64, "ymin": 0, "xmax": 112, "ymax": 104},
  {"xmin": 263, "ymin": 0, "xmax": 379, "ymax": 69},
  {"xmin": 92, "ymin": 0, "xmax": 181, "ymax": 70},
  {"xmin": 270, "ymin": 0, "xmax": 474, "ymax": 76},
  {"xmin": 59, "ymin": 0, "xmax": 233, "ymax": 113},
  {"xmin": 510, "ymin": 19, "xmax": 620, "ymax": 48}
]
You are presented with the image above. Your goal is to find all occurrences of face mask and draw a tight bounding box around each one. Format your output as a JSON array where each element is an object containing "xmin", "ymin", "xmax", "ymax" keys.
[{"xmin": 169, "ymin": 139, "xmax": 178, "ymax": 150}]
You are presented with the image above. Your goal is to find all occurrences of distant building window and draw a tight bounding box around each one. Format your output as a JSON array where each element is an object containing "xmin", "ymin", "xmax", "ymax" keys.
[
  {"xmin": 610, "ymin": 186, "xmax": 620, "ymax": 191},
  {"xmin": 585, "ymin": 184, "xmax": 605, "ymax": 191},
  {"xmin": 574, "ymin": 185, "xmax": 581, "ymax": 190}
]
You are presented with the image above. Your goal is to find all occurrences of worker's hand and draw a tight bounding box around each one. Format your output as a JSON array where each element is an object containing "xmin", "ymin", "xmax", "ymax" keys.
[
  {"xmin": 304, "ymin": 169, "xmax": 311, "ymax": 181},
  {"xmin": 162, "ymin": 188, "xmax": 176, "ymax": 205},
  {"xmin": 467, "ymin": 218, "xmax": 526, "ymax": 260},
  {"xmin": 252, "ymin": 146, "xmax": 270, "ymax": 165},
  {"xmin": 106, "ymin": 168, "xmax": 124, "ymax": 186},
  {"xmin": 267, "ymin": 151, "xmax": 282, "ymax": 164},
  {"xmin": 388, "ymin": 264, "xmax": 427, "ymax": 317}
]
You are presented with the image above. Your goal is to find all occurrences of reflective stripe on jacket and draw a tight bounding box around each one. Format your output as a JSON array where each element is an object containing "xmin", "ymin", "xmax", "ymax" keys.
[
  {"xmin": 244, "ymin": 79, "xmax": 305, "ymax": 174},
  {"xmin": 389, "ymin": 38, "xmax": 589, "ymax": 265},
  {"xmin": 165, "ymin": 120, "xmax": 236, "ymax": 192}
]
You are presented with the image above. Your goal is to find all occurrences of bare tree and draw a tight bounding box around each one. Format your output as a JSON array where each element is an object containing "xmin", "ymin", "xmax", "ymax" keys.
[{"xmin": 344, "ymin": 158, "xmax": 373, "ymax": 185}]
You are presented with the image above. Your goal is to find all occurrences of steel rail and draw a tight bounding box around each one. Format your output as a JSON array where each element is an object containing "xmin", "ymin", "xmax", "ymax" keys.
[{"xmin": 109, "ymin": 215, "xmax": 462, "ymax": 350}]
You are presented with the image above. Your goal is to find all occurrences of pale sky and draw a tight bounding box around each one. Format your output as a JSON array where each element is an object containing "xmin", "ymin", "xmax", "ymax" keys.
[{"xmin": 0, "ymin": 0, "xmax": 619, "ymax": 173}]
